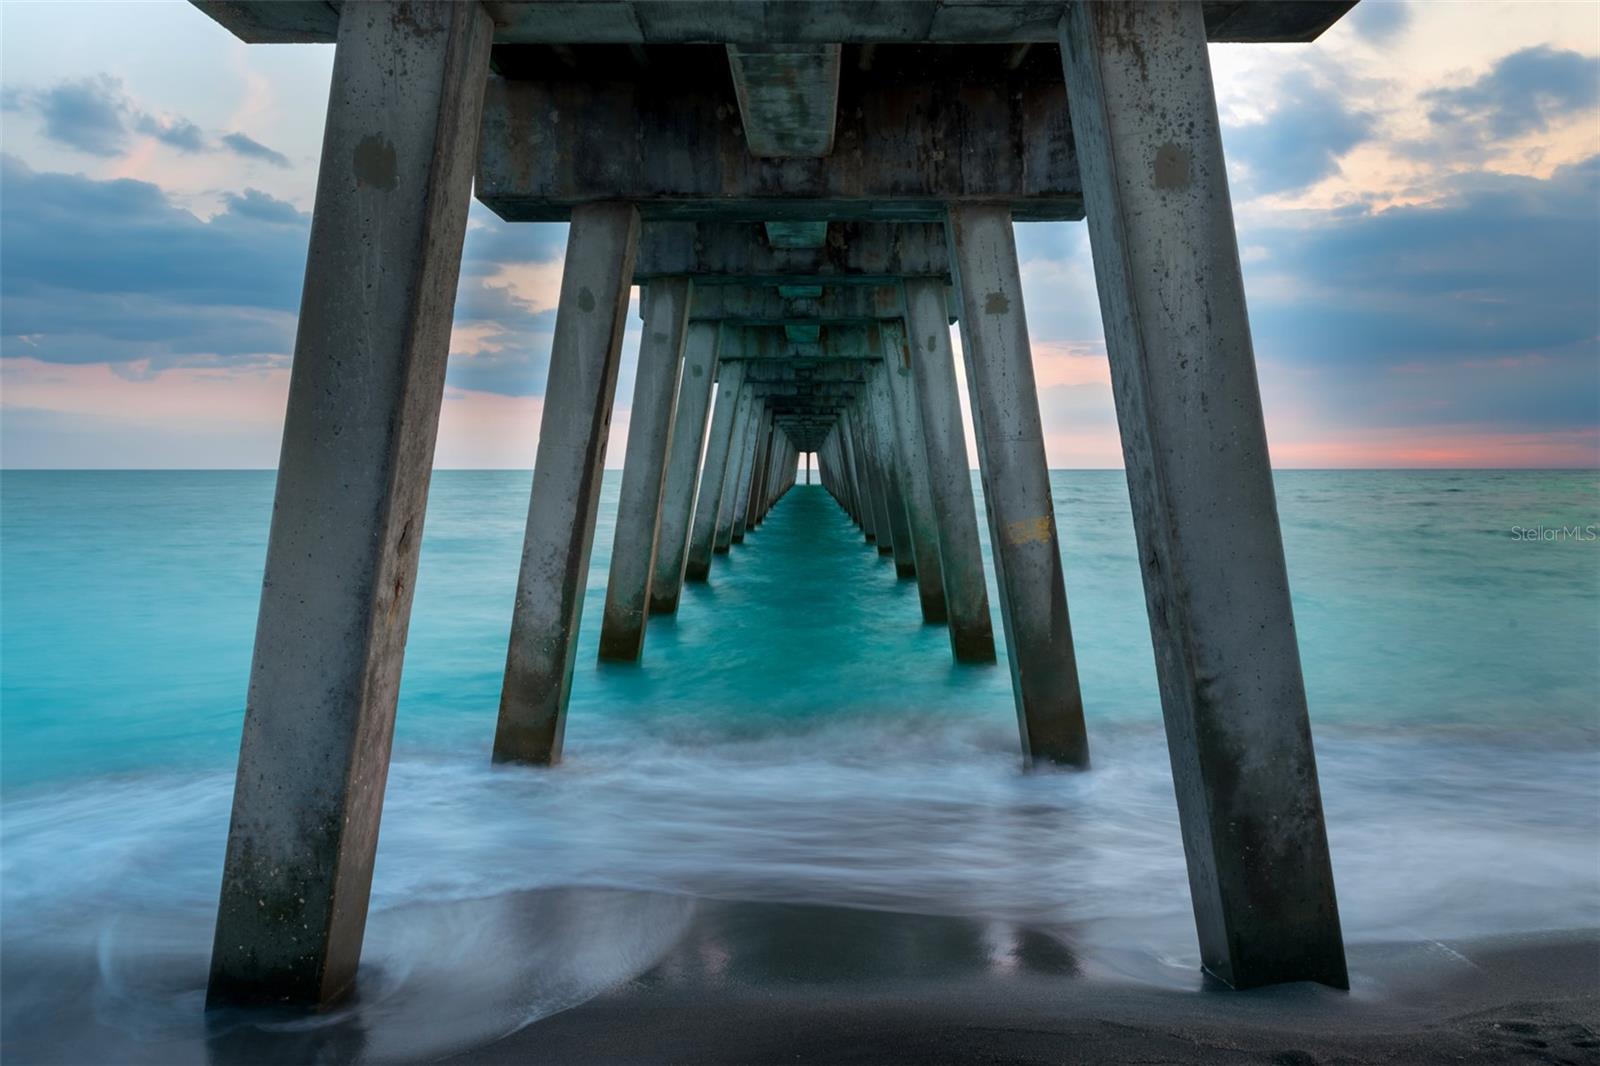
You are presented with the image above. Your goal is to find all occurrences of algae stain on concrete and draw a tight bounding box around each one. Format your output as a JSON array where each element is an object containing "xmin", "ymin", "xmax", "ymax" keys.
[{"xmin": 353, "ymin": 135, "xmax": 398, "ymax": 190}]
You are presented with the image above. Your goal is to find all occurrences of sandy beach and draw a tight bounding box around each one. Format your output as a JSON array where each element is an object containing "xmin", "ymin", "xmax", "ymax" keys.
[{"xmin": 441, "ymin": 897, "xmax": 1600, "ymax": 1065}]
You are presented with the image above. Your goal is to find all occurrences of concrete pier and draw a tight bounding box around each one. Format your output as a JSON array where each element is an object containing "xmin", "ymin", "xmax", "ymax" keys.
[
  {"xmin": 903, "ymin": 277, "xmax": 996, "ymax": 663},
  {"xmin": 947, "ymin": 205, "xmax": 1089, "ymax": 768},
  {"xmin": 651, "ymin": 322, "xmax": 721, "ymax": 612},
  {"xmin": 494, "ymin": 202, "xmax": 640, "ymax": 765},
  {"xmin": 207, "ymin": 0, "xmax": 493, "ymax": 1010},
  {"xmin": 200, "ymin": 0, "xmax": 1354, "ymax": 1003},
  {"xmin": 880, "ymin": 320, "xmax": 948, "ymax": 622},
  {"xmin": 685, "ymin": 361, "xmax": 745, "ymax": 579},
  {"xmin": 1061, "ymin": 0, "xmax": 1346, "ymax": 989},
  {"xmin": 599, "ymin": 278, "xmax": 691, "ymax": 661}
]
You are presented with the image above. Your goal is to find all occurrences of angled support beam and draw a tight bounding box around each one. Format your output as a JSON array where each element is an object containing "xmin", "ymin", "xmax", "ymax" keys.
[
  {"xmin": 714, "ymin": 383, "xmax": 756, "ymax": 552},
  {"xmin": 651, "ymin": 322, "xmax": 720, "ymax": 612},
  {"xmin": 494, "ymin": 202, "xmax": 640, "ymax": 765},
  {"xmin": 599, "ymin": 277, "xmax": 691, "ymax": 661},
  {"xmin": 208, "ymin": 0, "xmax": 494, "ymax": 1010},
  {"xmin": 880, "ymin": 320, "xmax": 947, "ymax": 622},
  {"xmin": 869, "ymin": 365, "xmax": 915, "ymax": 574},
  {"xmin": 947, "ymin": 204, "xmax": 1089, "ymax": 768},
  {"xmin": 685, "ymin": 361, "xmax": 746, "ymax": 579},
  {"xmin": 1061, "ymin": 0, "xmax": 1345, "ymax": 990},
  {"xmin": 904, "ymin": 278, "xmax": 996, "ymax": 663}
]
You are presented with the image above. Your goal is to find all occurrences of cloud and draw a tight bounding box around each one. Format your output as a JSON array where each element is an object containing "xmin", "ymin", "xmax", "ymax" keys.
[
  {"xmin": 12, "ymin": 75, "xmax": 130, "ymax": 156},
  {"xmin": 1224, "ymin": 70, "xmax": 1377, "ymax": 195},
  {"xmin": 134, "ymin": 113, "xmax": 207, "ymax": 153},
  {"xmin": 1346, "ymin": 1, "xmax": 1411, "ymax": 44},
  {"xmin": 0, "ymin": 155, "xmax": 308, "ymax": 366},
  {"xmin": 1243, "ymin": 155, "xmax": 1600, "ymax": 433},
  {"xmin": 221, "ymin": 131, "xmax": 290, "ymax": 168},
  {"xmin": 1418, "ymin": 46, "xmax": 1600, "ymax": 149},
  {"xmin": 0, "ymin": 157, "xmax": 573, "ymax": 397},
  {"xmin": 4, "ymin": 74, "xmax": 289, "ymax": 168}
]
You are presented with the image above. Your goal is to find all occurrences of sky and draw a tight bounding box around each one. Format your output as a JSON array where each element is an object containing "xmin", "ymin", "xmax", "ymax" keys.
[{"xmin": 0, "ymin": 1, "xmax": 1596, "ymax": 469}]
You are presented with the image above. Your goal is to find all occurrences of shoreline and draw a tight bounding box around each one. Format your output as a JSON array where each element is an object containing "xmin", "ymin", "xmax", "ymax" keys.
[
  {"xmin": 444, "ymin": 898, "xmax": 1600, "ymax": 1065},
  {"xmin": 2, "ymin": 889, "xmax": 1596, "ymax": 1063}
]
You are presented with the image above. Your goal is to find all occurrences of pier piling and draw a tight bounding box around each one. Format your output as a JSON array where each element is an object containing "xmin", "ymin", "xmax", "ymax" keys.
[
  {"xmin": 207, "ymin": 0, "xmax": 493, "ymax": 1009},
  {"xmin": 494, "ymin": 202, "xmax": 640, "ymax": 765},
  {"xmin": 947, "ymin": 204, "xmax": 1090, "ymax": 768},
  {"xmin": 1060, "ymin": 0, "xmax": 1347, "ymax": 989},
  {"xmin": 599, "ymin": 277, "xmax": 691, "ymax": 661}
]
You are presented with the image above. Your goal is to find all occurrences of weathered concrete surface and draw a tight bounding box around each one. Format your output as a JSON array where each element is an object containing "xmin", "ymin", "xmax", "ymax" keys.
[
  {"xmin": 840, "ymin": 407, "xmax": 873, "ymax": 540},
  {"xmin": 716, "ymin": 324, "xmax": 882, "ymax": 362},
  {"xmin": 638, "ymin": 222, "xmax": 948, "ymax": 284},
  {"xmin": 764, "ymin": 220, "xmax": 829, "ymax": 248},
  {"xmin": 731, "ymin": 405, "xmax": 768, "ymax": 542},
  {"xmin": 651, "ymin": 321, "xmax": 720, "ymax": 612},
  {"xmin": 685, "ymin": 361, "xmax": 745, "ymax": 579},
  {"xmin": 1061, "ymin": 0, "xmax": 1346, "ymax": 990},
  {"xmin": 726, "ymin": 43, "xmax": 842, "ymax": 157},
  {"xmin": 903, "ymin": 279, "xmax": 995, "ymax": 664},
  {"xmin": 714, "ymin": 384, "xmax": 756, "ymax": 552},
  {"xmin": 947, "ymin": 204, "xmax": 1088, "ymax": 768},
  {"xmin": 494, "ymin": 202, "xmax": 640, "ymax": 765},
  {"xmin": 599, "ymin": 278, "xmax": 690, "ymax": 661},
  {"xmin": 207, "ymin": 0, "xmax": 493, "ymax": 1010},
  {"xmin": 869, "ymin": 367, "xmax": 916, "ymax": 573},
  {"xmin": 476, "ymin": 56, "xmax": 1081, "ymax": 221},
  {"xmin": 686, "ymin": 284, "xmax": 940, "ymax": 326},
  {"xmin": 197, "ymin": 3, "xmax": 1357, "ymax": 48},
  {"xmin": 880, "ymin": 320, "xmax": 947, "ymax": 621}
]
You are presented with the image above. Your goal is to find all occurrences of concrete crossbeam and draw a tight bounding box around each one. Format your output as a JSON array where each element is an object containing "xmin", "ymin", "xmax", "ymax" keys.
[
  {"xmin": 195, "ymin": 3, "xmax": 1356, "ymax": 47},
  {"xmin": 638, "ymin": 222, "xmax": 947, "ymax": 284},
  {"xmin": 727, "ymin": 43, "xmax": 842, "ymax": 157},
  {"xmin": 686, "ymin": 283, "xmax": 957, "ymax": 325},
  {"xmin": 476, "ymin": 63, "xmax": 1080, "ymax": 221}
]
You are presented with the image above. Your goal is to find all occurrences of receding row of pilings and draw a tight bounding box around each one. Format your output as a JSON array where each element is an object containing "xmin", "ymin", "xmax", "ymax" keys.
[{"xmin": 202, "ymin": 0, "xmax": 1349, "ymax": 1014}]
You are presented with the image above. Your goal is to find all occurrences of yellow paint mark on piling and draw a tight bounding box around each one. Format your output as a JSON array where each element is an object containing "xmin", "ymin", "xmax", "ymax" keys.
[{"xmin": 1005, "ymin": 514, "xmax": 1054, "ymax": 545}]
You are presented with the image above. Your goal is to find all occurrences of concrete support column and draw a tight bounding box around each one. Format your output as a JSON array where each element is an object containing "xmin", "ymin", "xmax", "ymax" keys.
[
  {"xmin": 599, "ymin": 277, "xmax": 690, "ymax": 661},
  {"xmin": 745, "ymin": 416, "xmax": 772, "ymax": 530},
  {"xmin": 805, "ymin": 451, "xmax": 811, "ymax": 485},
  {"xmin": 651, "ymin": 322, "xmax": 720, "ymax": 612},
  {"xmin": 494, "ymin": 202, "xmax": 640, "ymax": 765},
  {"xmin": 841, "ymin": 408, "xmax": 874, "ymax": 541},
  {"xmin": 881, "ymin": 321, "xmax": 947, "ymax": 619},
  {"xmin": 857, "ymin": 400, "xmax": 895, "ymax": 555},
  {"xmin": 208, "ymin": 0, "xmax": 493, "ymax": 1010},
  {"xmin": 730, "ymin": 402, "xmax": 764, "ymax": 543},
  {"xmin": 685, "ymin": 361, "xmax": 745, "ymax": 579},
  {"xmin": 715, "ymin": 385, "xmax": 755, "ymax": 552},
  {"xmin": 947, "ymin": 204, "xmax": 1089, "ymax": 768},
  {"xmin": 904, "ymin": 279, "xmax": 995, "ymax": 663},
  {"xmin": 1060, "ymin": 0, "xmax": 1345, "ymax": 990},
  {"xmin": 870, "ymin": 366, "xmax": 916, "ymax": 576}
]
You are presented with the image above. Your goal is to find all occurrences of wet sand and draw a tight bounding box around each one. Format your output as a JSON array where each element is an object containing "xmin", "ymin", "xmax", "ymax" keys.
[
  {"xmin": 449, "ymin": 898, "xmax": 1600, "ymax": 1066},
  {"xmin": 4, "ymin": 891, "xmax": 1596, "ymax": 1064}
]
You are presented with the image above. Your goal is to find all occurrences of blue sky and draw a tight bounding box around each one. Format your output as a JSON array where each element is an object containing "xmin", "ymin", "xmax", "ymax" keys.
[{"xmin": 1, "ymin": 1, "xmax": 1596, "ymax": 467}]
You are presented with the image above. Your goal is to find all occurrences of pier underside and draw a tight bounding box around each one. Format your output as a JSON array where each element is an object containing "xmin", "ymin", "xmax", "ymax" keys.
[{"xmin": 197, "ymin": 0, "xmax": 1353, "ymax": 1011}]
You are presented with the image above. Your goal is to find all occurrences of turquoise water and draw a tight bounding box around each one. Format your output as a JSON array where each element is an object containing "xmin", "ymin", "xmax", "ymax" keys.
[{"xmin": 2, "ymin": 470, "xmax": 1598, "ymax": 1055}]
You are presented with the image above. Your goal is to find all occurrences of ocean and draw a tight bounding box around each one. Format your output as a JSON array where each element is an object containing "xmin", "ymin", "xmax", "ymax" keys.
[{"xmin": 2, "ymin": 469, "xmax": 1597, "ymax": 1059}]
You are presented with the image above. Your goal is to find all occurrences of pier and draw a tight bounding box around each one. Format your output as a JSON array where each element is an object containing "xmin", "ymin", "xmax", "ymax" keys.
[{"xmin": 196, "ymin": 0, "xmax": 1353, "ymax": 1010}]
